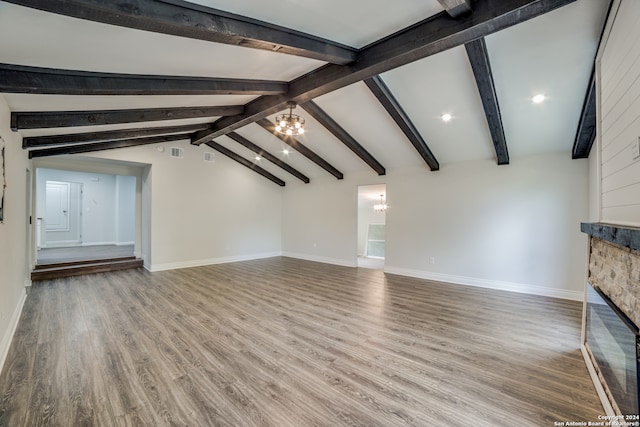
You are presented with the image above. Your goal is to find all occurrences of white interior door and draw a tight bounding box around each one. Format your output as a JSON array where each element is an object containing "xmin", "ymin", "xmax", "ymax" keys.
[
  {"xmin": 45, "ymin": 180, "xmax": 82, "ymax": 246},
  {"xmin": 45, "ymin": 181, "xmax": 70, "ymax": 231}
]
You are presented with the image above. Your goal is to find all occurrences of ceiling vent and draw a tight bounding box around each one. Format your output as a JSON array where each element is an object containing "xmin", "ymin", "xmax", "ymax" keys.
[
  {"xmin": 203, "ymin": 151, "xmax": 215, "ymax": 162},
  {"xmin": 170, "ymin": 147, "xmax": 184, "ymax": 159}
]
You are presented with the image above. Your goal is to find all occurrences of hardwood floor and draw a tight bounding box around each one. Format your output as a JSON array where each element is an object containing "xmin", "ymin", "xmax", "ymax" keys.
[{"xmin": 0, "ymin": 257, "xmax": 602, "ymax": 426}]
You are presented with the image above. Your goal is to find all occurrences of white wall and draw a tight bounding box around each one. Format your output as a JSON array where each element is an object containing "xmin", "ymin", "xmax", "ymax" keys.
[
  {"xmin": 0, "ymin": 94, "xmax": 28, "ymax": 372},
  {"xmin": 597, "ymin": 0, "xmax": 640, "ymax": 226},
  {"xmin": 35, "ymin": 168, "xmax": 135, "ymax": 246},
  {"xmin": 116, "ymin": 175, "xmax": 136, "ymax": 244},
  {"xmin": 85, "ymin": 140, "xmax": 283, "ymax": 271},
  {"xmin": 385, "ymin": 154, "xmax": 589, "ymax": 300},
  {"xmin": 283, "ymin": 152, "xmax": 589, "ymax": 300},
  {"xmin": 282, "ymin": 175, "xmax": 361, "ymax": 267}
]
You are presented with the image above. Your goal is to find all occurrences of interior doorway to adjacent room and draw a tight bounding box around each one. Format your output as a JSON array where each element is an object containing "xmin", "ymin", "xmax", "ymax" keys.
[
  {"xmin": 357, "ymin": 184, "xmax": 386, "ymax": 269},
  {"xmin": 35, "ymin": 168, "xmax": 136, "ymax": 265}
]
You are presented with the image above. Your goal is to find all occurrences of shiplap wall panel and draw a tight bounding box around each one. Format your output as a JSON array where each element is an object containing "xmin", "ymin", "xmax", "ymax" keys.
[
  {"xmin": 600, "ymin": 24, "xmax": 640, "ymax": 118},
  {"xmin": 599, "ymin": 0, "xmax": 640, "ymax": 226},
  {"xmin": 602, "ymin": 205, "xmax": 639, "ymax": 222},
  {"xmin": 601, "ymin": 49, "xmax": 640, "ymax": 125},
  {"xmin": 601, "ymin": 182, "xmax": 640, "ymax": 206},
  {"xmin": 601, "ymin": 74, "xmax": 640, "ymax": 150},
  {"xmin": 602, "ymin": 157, "xmax": 640, "ymax": 192},
  {"xmin": 599, "ymin": 8, "xmax": 640, "ymax": 104},
  {"xmin": 601, "ymin": 118, "xmax": 640, "ymax": 173}
]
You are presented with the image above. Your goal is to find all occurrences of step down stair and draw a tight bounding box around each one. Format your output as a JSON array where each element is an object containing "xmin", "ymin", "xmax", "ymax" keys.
[{"xmin": 31, "ymin": 256, "xmax": 143, "ymax": 281}]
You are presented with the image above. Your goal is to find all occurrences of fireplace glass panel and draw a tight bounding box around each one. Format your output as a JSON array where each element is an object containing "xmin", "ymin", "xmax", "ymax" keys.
[{"xmin": 585, "ymin": 283, "xmax": 639, "ymax": 415}]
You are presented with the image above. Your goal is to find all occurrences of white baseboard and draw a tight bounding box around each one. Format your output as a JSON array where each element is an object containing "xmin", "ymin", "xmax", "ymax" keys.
[
  {"xmin": 149, "ymin": 251, "xmax": 283, "ymax": 272},
  {"xmin": 43, "ymin": 241, "xmax": 135, "ymax": 248},
  {"xmin": 81, "ymin": 241, "xmax": 116, "ymax": 247},
  {"xmin": 281, "ymin": 252, "xmax": 357, "ymax": 268},
  {"xmin": 40, "ymin": 240, "xmax": 82, "ymax": 248},
  {"xmin": 383, "ymin": 266, "xmax": 584, "ymax": 301},
  {"xmin": 0, "ymin": 287, "xmax": 27, "ymax": 375}
]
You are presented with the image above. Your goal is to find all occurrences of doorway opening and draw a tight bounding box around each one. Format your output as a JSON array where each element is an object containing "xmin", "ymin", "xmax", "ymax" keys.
[
  {"xmin": 35, "ymin": 168, "xmax": 136, "ymax": 265},
  {"xmin": 357, "ymin": 184, "xmax": 386, "ymax": 269}
]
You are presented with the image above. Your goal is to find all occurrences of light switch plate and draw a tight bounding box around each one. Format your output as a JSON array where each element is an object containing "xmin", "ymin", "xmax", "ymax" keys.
[{"xmin": 633, "ymin": 137, "xmax": 640, "ymax": 160}]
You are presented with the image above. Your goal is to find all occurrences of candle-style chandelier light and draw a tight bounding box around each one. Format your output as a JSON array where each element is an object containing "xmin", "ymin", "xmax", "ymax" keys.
[
  {"xmin": 275, "ymin": 101, "xmax": 305, "ymax": 136},
  {"xmin": 373, "ymin": 194, "xmax": 387, "ymax": 212}
]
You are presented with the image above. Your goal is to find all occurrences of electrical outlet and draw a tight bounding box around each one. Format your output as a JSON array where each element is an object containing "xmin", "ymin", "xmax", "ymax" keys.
[
  {"xmin": 429, "ymin": 257, "xmax": 436, "ymax": 265},
  {"xmin": 0, "ymin": 311, "xmax": 5, "ymax": 320},
  {"xmin": 633, "ymin": 136, "xmax": 640, "ymax": 160}
]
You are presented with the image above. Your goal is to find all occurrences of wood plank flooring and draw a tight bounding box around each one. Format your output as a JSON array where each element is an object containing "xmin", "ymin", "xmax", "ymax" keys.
[{"xmin": 0, "ymin": 257, "xmax": 603, "ymax": 426}]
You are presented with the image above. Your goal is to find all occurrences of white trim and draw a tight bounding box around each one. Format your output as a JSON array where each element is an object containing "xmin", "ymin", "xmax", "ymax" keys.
[
  {"xmin": 148, "ymin": 251, "xmax": 283, "ymax": 272},
  {"xmin": 42, "ymin": 241, "xmax": 136, "ymax": 248},
  {"xmin": 581, "ymin": 344, "xmax": 616, "ymax": 417},
  {"xmin": 40, "ymin": 239, "xmax": 82, "ymax": 248},
  {"xmin": 81, "ymin": 241, "xmax": 117, "ymax": 246},
  {"xmin": 0, "ymin": 287, "xmax": 27, "ymax": 375},
  {"xmin": 383, "ymin": 266, "xmax": 584, "ymax": 301},
  {"xmin": 281, "ymin": 252, "xmax": 357, "ymax": 268}
]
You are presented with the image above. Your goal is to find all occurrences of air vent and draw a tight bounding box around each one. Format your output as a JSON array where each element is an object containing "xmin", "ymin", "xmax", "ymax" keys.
[
  {"xmin": 170, "ymin": 147, "xmax": 184, "ymax": 159},
  {"xmin": 203, "ymin": 151, "xmax": 215, "ymax": 162}
]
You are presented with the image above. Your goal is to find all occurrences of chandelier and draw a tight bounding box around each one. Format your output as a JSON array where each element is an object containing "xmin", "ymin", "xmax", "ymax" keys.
[
  {"xmin": 275, "ymin": 101, "xmax": 305, "ymax": 136},
  {"xmin": 373, "ymin": 194, "xmax": 387, "ymax": 212}
]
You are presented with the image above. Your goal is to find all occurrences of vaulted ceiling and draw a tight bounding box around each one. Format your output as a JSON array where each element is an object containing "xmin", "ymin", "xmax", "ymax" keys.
[{"xmin": 0, "ymin": 0, "xmax": 609, "ymax": 186}]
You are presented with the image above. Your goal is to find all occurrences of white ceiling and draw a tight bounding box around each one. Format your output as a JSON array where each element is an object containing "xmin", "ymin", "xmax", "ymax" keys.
[
  {"xmin": 186, "ymin": 0, "xmax": 445, "ymax": 48},
  {"xmin": 0, "ymin": 0, "xmax": 610, "ymax": 184}
]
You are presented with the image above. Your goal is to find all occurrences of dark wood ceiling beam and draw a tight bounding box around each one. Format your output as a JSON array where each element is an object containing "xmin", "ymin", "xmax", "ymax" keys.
[
  {"xmin": 256, "ymin": 118, "xmax": 343, "ymax": 180},
  {"xmin": 464, "ymin": 37, "xmax": 509, "ymax": 165},
  {"xmin": 4, "ymin": 0, "xmax": 355, "ymax": 64},
  {"xmin": 572, "ymin": 67, "xmax": 596, "ymax": 159},
  {"xmin": 192, "ymin": 0, "xmax": 575, "ymax": 145},
  {"xmin": 226, "ymin": 132, "xmax": 310, "ymax": 183},
  {"xmin": 22, "ymin": 123, "xmax": 209, "ymax": 148},
  {"xmin": 11, "ymin": 105, "xmax": 242, "ymax": 130},
  {"xmin": 437, "ymin": 0, "xmax": 473, "ymax": 18},
  {"xmin": 0, "ymin": 63, "xmax": 287, "ymax": 95},
  {"xmin": 205, "ymin": 141, "xmax": 285, "ymax": 187},
  {"xmin": 29, "ymin": 134, "xmax": 187, "ymax": 158},
  {"xmin": 364, "ymin": 76, "xmax": 439, "ymax": 171},
  {"xmin": 300, "ymin": 100, "xmax": 385, "ymax": 175}
]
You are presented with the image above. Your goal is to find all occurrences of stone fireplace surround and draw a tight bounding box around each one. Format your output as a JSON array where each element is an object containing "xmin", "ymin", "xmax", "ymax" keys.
[{"xmin": 581, "ymin": 223, "xmax": 640, "ymax": 416}]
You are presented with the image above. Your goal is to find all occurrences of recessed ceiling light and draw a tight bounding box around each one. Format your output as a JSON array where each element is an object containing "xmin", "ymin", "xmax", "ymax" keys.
[
  {"xmin": 282, "ymin": 149, "xmax": 290, "ymax": 155},
  {"xmin": 441, "ymin": 113, "xmax": 452, "ymax": 122},
  {"xmin": 255, "ymin": 155, "xmax": 261, "ymax": 161},
  {"xmin": 532, "ymin": 94, "xmax": 546, "ymax": 104}
]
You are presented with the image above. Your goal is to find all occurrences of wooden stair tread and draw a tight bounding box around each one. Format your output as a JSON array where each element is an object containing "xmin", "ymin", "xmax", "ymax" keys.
[
  {"xmin": 34, "ymin": 256, "xmax": 137, "ymax": 270},
  {"xmin": 31, "ymin": 258, "xmax": 143, "ymax": 281}
]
